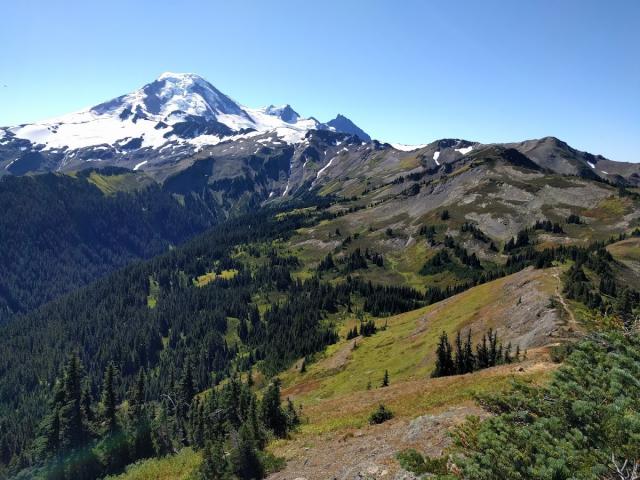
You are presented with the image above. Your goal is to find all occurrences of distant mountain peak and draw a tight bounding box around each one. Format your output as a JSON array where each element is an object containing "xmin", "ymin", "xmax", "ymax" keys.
[
  {"xmin": 264, "ymin": 104, "xmax": 300, "ymax": 124},
  {"xmin": 326, "ymin": 114, "xmax": 371, "ymax": 142},
  {"xmin": 91, "ymin": 71, "xmax": 248, "ymax": 123}
]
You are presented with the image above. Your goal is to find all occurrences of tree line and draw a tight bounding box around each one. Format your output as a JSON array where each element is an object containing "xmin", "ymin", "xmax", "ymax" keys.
[
  {"xmin": 431, "ymin": 328, "xmax": 520, "ymax": 378},
  {"xmin": 24, "ymin": 354, "xmax": 298, "ymax": 480}
]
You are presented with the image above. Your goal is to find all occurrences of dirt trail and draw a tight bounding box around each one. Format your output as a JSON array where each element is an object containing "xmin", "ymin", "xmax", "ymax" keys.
[{"xmin": 552, "ymin": 269, "xmax": 578, "ymax": 330}]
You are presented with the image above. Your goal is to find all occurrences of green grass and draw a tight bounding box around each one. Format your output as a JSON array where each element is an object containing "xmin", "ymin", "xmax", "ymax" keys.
[
  {"xmin": 225, "ymin": 317, "xmax": 241, "ymax": 347},
  {"xmin": 587, "ymin": 196, "xmax": 630, "ymax": 219},
  {"xmin": 87, "ymin": 172, "xmax": 152, "ymax": 194},
  {"xmin": 280, "ymin": 268, "xmax": 556, "ymax": 407},
  {"xmin": 607, "ymin": 237, "xmax": 640, "ymax": 262},
  {"xmin": 105, "ymin": 448, "xmax": 200, "ymax": 480},
  {"xmin": 194, "ymin": 268, "xmax": 238, "ymax": 287},
  {"xmin": 147, "ymin": 276, "xmax": 160, "ymax": 309}
]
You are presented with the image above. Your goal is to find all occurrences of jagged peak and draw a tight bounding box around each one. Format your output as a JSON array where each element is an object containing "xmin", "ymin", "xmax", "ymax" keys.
[
  {"xmin": 263, "ymin": 104, "xmax": 300, "ymax": 123},
  {"xmin": 325, "ymin": 114, "xmax": 371, "ymax": 142}
]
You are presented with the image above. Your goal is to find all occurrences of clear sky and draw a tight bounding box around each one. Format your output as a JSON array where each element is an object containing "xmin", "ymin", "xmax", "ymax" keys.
[{"xmin": 1, "ymin": 0, "xmax": 638, "ymax": 161}]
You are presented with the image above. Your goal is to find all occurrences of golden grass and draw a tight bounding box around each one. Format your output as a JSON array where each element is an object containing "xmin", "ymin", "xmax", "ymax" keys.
[
  {"xmin": 607, "ymin": 237, "xmax": 640, "ymax": 262},
  {"xmin": 195, "ymin": 268, "xmax": 238, "ymax": 287},
  {"xmin": 87, "ymin": 172, "xmax": 150, "ymax": 194},
  {"xmin": 105, "ymin": 448, "xmax": 200, "ymax": 480},
  {"xmin": 147, "ymin": 276, "xmax": 160, "ymax": 309},
  {"xmin": 279, "ymin": 268, "xmax": 558, "ymax": 433},
  {"xmin": 586, "ymin": 196, "xmax": 631, "ymax": 220}
]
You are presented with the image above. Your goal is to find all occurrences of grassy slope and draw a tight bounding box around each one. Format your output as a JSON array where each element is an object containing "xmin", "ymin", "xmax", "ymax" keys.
[
  {"xmin": 608, "ymin": 237, "xmax": 640, "ymax": 290},
  {"xmin": 277, "ymin": 267, "xmax": 561, "ymax": 433},
  {"xmin": 265, "ymin": 267, "xmax": 563, "ymax": 478},
  {"xmin": 87, "ymin": 171, "xmax": 154, "ymax": 194},
  {"xmin": 105, "ymin": 448, "xmax": 200, "ymax": 480}
]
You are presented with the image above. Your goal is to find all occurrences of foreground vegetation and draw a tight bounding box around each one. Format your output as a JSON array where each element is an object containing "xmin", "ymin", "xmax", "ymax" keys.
[{"xmin": 447, "ymin": 331, "xmax": 640, "ymax": 479}]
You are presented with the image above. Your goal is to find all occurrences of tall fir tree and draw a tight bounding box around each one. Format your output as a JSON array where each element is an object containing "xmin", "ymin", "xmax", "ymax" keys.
[
  {"xmin": 198, "ymin": 439, "xmax": 229, "ymax": 480},
  {"xmin": 99, "ymin": 363, "xmax": 117, "ymax": 434},
  {"xmin": 432, "ymin": 332, "xmax": 454, "ymax": 377},
  {"xmin": 58, "ymin": 354, "xmax": 86, "ymax": 452},
  {"xmin": 260, "ymin": 379, "xmax": 287, "ymax": 438},
  {"xmin": 454, "ymin": 331, "xmax": 464, "ymax": 374},
  {"xmin": 381, "ymin": 370, "xmax": 390, "ymax": 387},
  {"xmin": 230, "ymin": 424, "xmax": 263, "ymax": 480},
  {"xmin": 463, "ymin": 330, "xmax": 475, "ymax": 374},
  {"xmin": 128, "ymin": 369, "xmax": 154, "ymax": 461}
]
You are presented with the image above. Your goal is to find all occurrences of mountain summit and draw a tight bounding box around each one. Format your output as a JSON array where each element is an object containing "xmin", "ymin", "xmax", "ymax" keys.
[
  {"xmin": 326, "ymin": 114, "xmax": 371, "ymax": 141},
  {"xmin": 91, "ymin": 72, "xmax": 251, "ymax": 123},
  {"xmin": 0, "ymin": 72, "xmax": 371, "ymax": 175}
]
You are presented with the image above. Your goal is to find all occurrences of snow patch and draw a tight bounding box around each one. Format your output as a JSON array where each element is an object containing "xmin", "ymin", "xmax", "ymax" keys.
[
  {"xmin": 390, "ymin": 143, "xmax": 428, "ymax": 151},
  {"xmin": 133, "ymin": 160, "xmax": 148, "ymax": 171},
  {"xmin": 433, "ymin": 151, "xmax": 440, "ymax": 165},
  {"xmin": 10, "ymin": 112, "xmax": 173, "ymax": 151},
  {"xmin": 455, "ymin": 146, "xmax": 473, "ymax": 155},
  {"xmin": 316, "ymin": 156, "xmax": 336, "ymax": 178},
  {"xmin": 587, "ymin": 161, "xmax": 595, "ymax": 169},
  {"xmin": 4, "ymin": 159, "xmax": 18, "ymax": 170},
  {"xmin": 282, "ymin": 180, "xmax": 291, "ymax": 197}
]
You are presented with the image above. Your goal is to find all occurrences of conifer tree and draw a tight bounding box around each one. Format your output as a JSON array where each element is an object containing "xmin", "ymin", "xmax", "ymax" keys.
[
  {"xmin": 198, "ymin": 439, "xmax": 229, "ymax": 480},
  {"xmin": 382, "ymin": 370, "xmax": 390, "ymax": 387},
  {"xmin": 99, "ymin": 363, "xmax": 117, "ymax": 434},
  {"xmin": 231, "ymin": 424, "xmax": 263, "ymax": 480},
  {"xmin": 178, "ymin": 361, "xmax": 196, "ymax": 409},
  {"xmin": 58, "ymin": 354, "xmax": 86, "ymax": 452},
  {"xmin": 248, "ymin": 396, "xmax": 266, "ymax": 450},
  {"xmin": 476, "ymin": 334, "xmax": 489, "ymax": 369},
  {"xmin": 454, "ymin": 331, "xmax": 464, "ymax": 374},
  {"xmin": 128, "ymin": 369, "xmax": 153, "ymax": 461},
  {"xmin": 432, "ymin": 332, "xmax": 454, "ymax": 377},
  {"xmin": 176, "ymin": 360, "xmax": 196, "ymax": 445},
  {"xmin": 260, "ymin": 379, "xmax": 287, "ymax": 438},
  {"xmin": 285, "ymin": 398, "xmax": 299, "ymax": 429},
  {"xmin": 488, "ymin": 328, "xmax": 498, "ymax": 367},
  {"xmin": 97, "ymin": 363, "xmax": 129, "ymax": 475},
  {"xmin": 299, "ymin": 357, "xmax": 306, "ymax": 373},
  {"xmin": 463, "ymin": 330, "xmax": 475, "ymax": 373},
  {"xmin": 504, "ymin": 343, "xmax": 512, "ymax": 364},
  {"xmin": 37, "ymin": 380, "xmax": 64, "ymax": 459},
  {"xmin": 80, "ymin": 384, "xmax": 94, "ymax": 426}
]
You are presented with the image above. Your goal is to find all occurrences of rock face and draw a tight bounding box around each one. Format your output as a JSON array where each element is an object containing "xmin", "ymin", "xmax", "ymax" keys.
[{"xmin": 326, "ymin": 114, "xmax": 372, "ymax": 142}]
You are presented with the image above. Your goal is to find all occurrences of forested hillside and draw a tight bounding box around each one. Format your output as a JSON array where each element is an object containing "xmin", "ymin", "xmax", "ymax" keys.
[
  {"xmin": 0, "ymin": 169, "xmax": 213, "ymax": 323},
  {"xmin": 0, "ymin": 139, "xmax": 639, "ymax": 479}
]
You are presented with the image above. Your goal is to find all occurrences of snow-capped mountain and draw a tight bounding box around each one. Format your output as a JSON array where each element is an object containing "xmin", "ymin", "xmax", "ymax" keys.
[
  {"xmin": 2, "ymin": 72, "xmax": 639, "ymax": 190},
  {"xmin": 0, "ymin": 72, "xmax": 370, "ymax": 175}
]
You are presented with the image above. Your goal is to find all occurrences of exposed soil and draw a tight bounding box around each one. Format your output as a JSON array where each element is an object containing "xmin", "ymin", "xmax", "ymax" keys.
[{"xmin": 267, "ymin": 404, "xmax": 483, "ymax": 480}]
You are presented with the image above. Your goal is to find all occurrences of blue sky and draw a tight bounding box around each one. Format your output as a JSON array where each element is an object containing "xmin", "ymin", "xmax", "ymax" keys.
[{"xmin": 1, "ymin": 0, "xmax": 639, "ymax": 161}]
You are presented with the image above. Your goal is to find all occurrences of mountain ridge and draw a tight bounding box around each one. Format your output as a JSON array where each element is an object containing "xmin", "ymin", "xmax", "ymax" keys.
[{"xmin": 2, "ymin": 73, "xmax": 639, "ymax": 190}]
